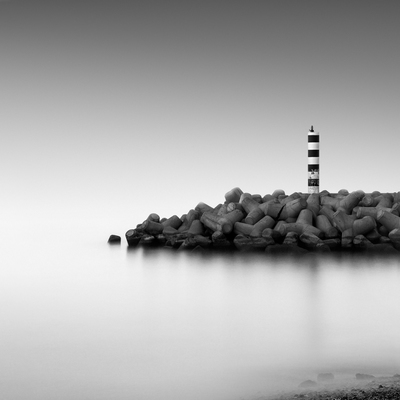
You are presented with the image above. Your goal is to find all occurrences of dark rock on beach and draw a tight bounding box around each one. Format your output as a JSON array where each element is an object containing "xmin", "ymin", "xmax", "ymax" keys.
[
  {"xmin": 125, "ymin": 229, "xmax": 142, "ymax": 246},
  {"xmin": 170, "ymin": 233, "xmax": 187, "ymax": 249},
  {"xmin": 139, "ymin": 234, "xmax": 157, "ymax": 246},
  {"xmin": 267, "ymin": 375, "xmax": 400, "ymax": 400},
  {"xmin": 108, "ymin": 234, "xmax": 121, "ymax": 244},
  {"xmin": 211, "ymin": 231, "xmax": 232, "ymax": 249}
]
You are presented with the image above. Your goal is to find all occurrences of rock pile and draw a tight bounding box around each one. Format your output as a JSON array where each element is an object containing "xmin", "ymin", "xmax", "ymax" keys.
[{"xmin": 124, "ymin": 187, "xmax": 400, "ymax": 253}]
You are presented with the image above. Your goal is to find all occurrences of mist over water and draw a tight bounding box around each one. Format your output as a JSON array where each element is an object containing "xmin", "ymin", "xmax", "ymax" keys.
[
  {"xmin": 2, "ymin": 1, "xmax": 400, "ymax": 399},
  {"xmin": 2, "ymin": 221, "xmax": 400, "ymax": 400}
]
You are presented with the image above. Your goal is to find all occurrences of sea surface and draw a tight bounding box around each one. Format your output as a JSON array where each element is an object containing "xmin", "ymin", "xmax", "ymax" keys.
[{"xmin": 2, "ymin": 219, "xmax": 400, "ymax": 400}]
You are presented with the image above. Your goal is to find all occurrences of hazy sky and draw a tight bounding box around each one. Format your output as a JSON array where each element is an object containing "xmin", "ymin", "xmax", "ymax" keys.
[{"xmin": 2, "ymin": 1, "xmax": 400, "ymax": 227}]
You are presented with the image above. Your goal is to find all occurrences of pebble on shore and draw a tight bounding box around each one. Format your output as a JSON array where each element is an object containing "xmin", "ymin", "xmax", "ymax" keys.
[{"xmin": 267, "ymin": 374, "xmax": 400, "ymax": 400}]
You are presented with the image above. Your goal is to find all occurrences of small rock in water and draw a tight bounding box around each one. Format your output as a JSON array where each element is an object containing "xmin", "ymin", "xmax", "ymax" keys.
[
  {"xmin": 317, "ymin": 372, "xmax": 335, "ymax": 381},
  {"xmin": 108, "ymin": 234, "xmax": 121, "ymax": 244},
  {"xmin": 356, "ymin": 373, "xmax": 375, "ymax": 380},
  {"xmin": 299, "ymin": 379, "xmax": 317, "ymax": 388},
  {"xmin": 125, "ymin": 229, "xmax": 143, "ymax": 246}
]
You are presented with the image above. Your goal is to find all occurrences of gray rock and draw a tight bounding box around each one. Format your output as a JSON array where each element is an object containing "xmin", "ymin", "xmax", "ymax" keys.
[
  {"xmin": 179, "ymin": 237, "xmax": 197, "ymax": 250},
  {"xmin": 251, "ymin": 237, "xmax": 269, "ymax": 250},
  {"xmin": 139, "ymin": 234, "xmax": 156, "ymax": 246},
  {"xmin": 193, "ymin": 235, "xmax": 212, "ymax": 248},
  {"xmin": 317, "ymin": 373, "xmax": 334, "ymax": 381},
  {"xmin": 211, "ymin": 231, "xmax": 232, "ymax": 249},
  {"xmin": 155, "ymin": 234, "xmax": 166, "ymax": 245},
  {"xmin": 125, "ymin": 229, "xmax": 142, "ymax": 246},
  {"xmin": 356, "ymin": 373, "xmax": 375, "ymax": 380},
  {"xmin": 108, "ymin": 234, "xmax": 121, "ymax": 244},
  {"xmin": 233, "ymin": 234, "xmax": 253, "ymax": 251},
  {"xmin": 169, "ymin": 232, "xmax": 188, "ymax": 248},
  {"xmin": 282, "ymin": 231, "xmax": 299, "ymax": 246}
]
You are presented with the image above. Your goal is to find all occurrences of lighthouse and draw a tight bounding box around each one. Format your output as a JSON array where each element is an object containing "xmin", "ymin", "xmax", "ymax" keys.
[{"xmin": 308, "ymin": 126, "xmax": 319, "ymax": 194}]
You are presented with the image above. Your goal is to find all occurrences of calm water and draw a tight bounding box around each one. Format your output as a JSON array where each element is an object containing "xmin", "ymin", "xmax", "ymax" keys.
[{"xmin": 2, "ymin": 220, "xmax": 400, "ymax": 400}]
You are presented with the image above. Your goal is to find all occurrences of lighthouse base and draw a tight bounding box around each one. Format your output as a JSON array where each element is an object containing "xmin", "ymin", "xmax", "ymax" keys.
[{"xmin": 308, "ymin": 186, "xmax": 319, "ymax": 194}]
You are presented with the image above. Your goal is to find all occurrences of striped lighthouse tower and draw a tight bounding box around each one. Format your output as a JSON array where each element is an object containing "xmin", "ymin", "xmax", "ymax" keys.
[{"xmin": 308, "ymin": 125, "xmax": 319, "ymax": 194}]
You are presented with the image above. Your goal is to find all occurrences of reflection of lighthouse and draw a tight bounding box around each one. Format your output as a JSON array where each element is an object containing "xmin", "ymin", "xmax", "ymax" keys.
[{"xmin": 308, "ymin": 126, "xmax": 319, "ymax": 194}]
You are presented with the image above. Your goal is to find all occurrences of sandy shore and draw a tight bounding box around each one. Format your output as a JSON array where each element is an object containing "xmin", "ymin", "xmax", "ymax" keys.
[{"xmin": 263, "ymin": 375, "xmax": 400, "ymax": 400}]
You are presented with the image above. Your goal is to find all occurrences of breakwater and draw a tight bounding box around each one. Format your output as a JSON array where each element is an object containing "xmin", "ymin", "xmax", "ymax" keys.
[{"xmin": 122, "ymin": 188, "xmax": 400, "ymax": 254}]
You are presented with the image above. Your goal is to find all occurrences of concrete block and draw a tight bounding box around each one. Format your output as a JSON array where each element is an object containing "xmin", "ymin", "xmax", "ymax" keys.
[
  {"xmin": 316, "ymin": 214, "xmax": 339, "ymax": 238},
  {"xmin": 225, "ymin": 187, "xmax": 243, "ymax": 203},
  {"xmin": 245, "ymin": 207, "xmax": 265, "ymax": 225},
  {"xmin": 296, "ymin": 209, "xmax": 313, "ymax": 226},
  {"xmin": 259, "ymin": 198, "xmax": 284, "ymax": 218},
  {"xmin": 195, "ymin": 202, "xmax": 214, "ymax": 216},
  {"xmin": 142, "ymin": 219, "xmax": 164, "ymax": 235},
  {"xmin": 337, "ymin": 190, "xmax": 365, "ymax": 214},
  {"xmin": 352, "ymin": 216, "xmax": 376, "ymax": 236},
  {"xmin": 200, "ymin": 212, "xmax": 233, "ymax": 234},
  {"xmin": 250, "ymin": 216, "xmax": 276, "ymax": 237},
  {"xmin": 341, "ymin": 228, "xmax": 354, "ymax": 248},
  {"xmin": 377, "ymin": 210, "xmax": 400, "ymax": 232},
  {"xmin": 226, "ymin": 202, "xmax": 245, "ymax": 213},
  {"xmin": 332, "ymin": 210, "xmax": 356, "ymax": 233},
  {"xmin": 161, "ymin": 215, "xmax": 183, "ymax": 230},
  {"xmin": 233, "ymin": 221, "xmax": 254, "ymax": 236},
  {"xmin": 279, "ymin": 197, "xmax": 307, "ymax": 220},
  {"xmin": 187, "ymin": 220, "xmax": 205, "ymax": 237}
]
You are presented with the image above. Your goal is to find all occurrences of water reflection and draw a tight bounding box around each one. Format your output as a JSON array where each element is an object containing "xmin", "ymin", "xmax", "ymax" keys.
[
  {"xmin": 3, "ymin": 233, "xmax": 400, "ymax": 400},
  {"xmin": 122, "ymin": 246, "xmax": 400, "ymax": 398}
]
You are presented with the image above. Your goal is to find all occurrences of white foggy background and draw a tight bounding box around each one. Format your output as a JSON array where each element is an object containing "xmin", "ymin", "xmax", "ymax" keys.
[
  {"xmin": 2, "ymin": 3, "xmax": 400, "ymax": 400},
  {"xmin": 1, "ymin": 1, "xmax": 400, "ymax": 234}
]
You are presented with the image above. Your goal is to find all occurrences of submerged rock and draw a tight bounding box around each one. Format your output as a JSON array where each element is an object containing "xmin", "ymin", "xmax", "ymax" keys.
[
  {"xmin": 317, "ymin": 372, "xmax": 335, "ymax": 381},
  {"xmin": 356, "ymin": 373, "xmax": 375, "ymax": 380},
  {"xmin": 299, "ymin": 379, "xmax": 318, "ymax": 388}
]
